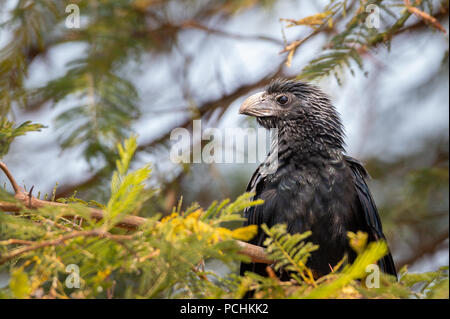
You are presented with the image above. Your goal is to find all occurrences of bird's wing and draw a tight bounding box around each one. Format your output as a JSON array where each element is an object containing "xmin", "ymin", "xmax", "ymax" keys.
[
  {"xmin": 345, "ymin": 155, "xmax": 397, "ymax": 277},
  {"xmin": 242, "ymin": 162, "xmax": 265, "ymax": 237},
  {"xmin": 240, "ymin": 164, "xmax": 262, "ymax": 276},
  {"xmin": 241, "ymin": 162, "xmax": 283, "ymax": 278}
]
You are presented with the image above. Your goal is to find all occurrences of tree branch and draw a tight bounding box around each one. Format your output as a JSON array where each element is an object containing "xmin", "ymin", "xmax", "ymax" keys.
[
  {"xmin": 0, "ymin": 229, "xmax": 133, "ymax": 265},
  {"xmin": 397, "ymin": 229, "xmax": 449, "ymax": 269},
  {"xmin": 0, "ymin": 161, "xmax": 271, "ymax": 265},
  {"xmin": 181, "ymin": 20, "xmax": 284, "ymax": 45},
  {"xmin": 0, "ymin": 161, "xmax": 20, "ymax": 194}
]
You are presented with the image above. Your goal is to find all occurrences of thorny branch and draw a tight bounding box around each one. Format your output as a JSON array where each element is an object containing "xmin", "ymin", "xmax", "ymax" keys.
[{"xmin": 0, "ymin": 161, "xmax": 272, "ymax": 265}]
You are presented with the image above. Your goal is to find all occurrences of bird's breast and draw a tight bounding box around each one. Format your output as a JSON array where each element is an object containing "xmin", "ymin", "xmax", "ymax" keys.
[{"xmin": 258, "ymin": 166, "xmax": 357, "ymax": 241}]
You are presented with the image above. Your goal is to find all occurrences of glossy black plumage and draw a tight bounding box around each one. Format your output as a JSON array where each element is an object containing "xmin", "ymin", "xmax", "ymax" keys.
[{"xmin": 239, "ymin": 79, "xmax": 397, "ymax": 279}]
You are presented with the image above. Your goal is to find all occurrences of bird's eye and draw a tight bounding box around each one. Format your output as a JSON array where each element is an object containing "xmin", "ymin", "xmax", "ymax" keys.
[{"xmin": 277, "ymin": 95, "xmax": 289, "ymax": 105}]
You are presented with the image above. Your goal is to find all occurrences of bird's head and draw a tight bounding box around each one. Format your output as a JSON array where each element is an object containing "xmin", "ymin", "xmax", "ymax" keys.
[{"xmin": 239, "ymin": 79, "xmax": 345, "ymax": 151}]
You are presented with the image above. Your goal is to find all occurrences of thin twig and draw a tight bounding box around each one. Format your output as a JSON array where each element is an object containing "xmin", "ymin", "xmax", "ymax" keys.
[
  {"xmin": 0, "ymin": 239, "xmax": 35, "ymax": 246},
  {"xmin": 0, "ymin": 161, "xmax": 20, "ymax": 194},
  {"xmin": 397, "ymin": 229, "xmax": 449, "ymax": 269},
  {"xmin": 0, "ymin": 229, "xmax": 132, "ymax": 264},
  {"xmin": 181, "ymin": 20, "xmax": 283, "ymax": 45},
  {"xmin": 404, "ymin": 0, "xmax": 447, "ymax": 34}
]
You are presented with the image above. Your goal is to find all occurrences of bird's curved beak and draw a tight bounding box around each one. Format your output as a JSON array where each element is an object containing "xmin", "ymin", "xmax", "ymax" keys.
[{"xmin": 239, "ymin": 92, "xmax": 275, "ymax": 117}]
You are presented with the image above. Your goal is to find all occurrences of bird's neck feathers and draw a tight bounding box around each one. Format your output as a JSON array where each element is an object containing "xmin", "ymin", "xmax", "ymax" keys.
[{"xmin": 275, "ymin": 115, "xmax": 346, "ymax": 164}]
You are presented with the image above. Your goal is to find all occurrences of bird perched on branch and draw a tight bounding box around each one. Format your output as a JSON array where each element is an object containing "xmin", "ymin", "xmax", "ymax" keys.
[{"xmin": 239, "ymin": 79, "xmax": 396, "ymax": 280}]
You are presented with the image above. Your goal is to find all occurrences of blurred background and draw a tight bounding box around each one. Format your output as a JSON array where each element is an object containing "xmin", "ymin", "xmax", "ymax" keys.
[{"xmin": 0, "ymin": 0, "xmax": 448, "ymax": 274}]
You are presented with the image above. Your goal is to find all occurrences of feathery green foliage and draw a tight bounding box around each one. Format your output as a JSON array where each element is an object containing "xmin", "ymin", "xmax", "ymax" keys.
[
  {"xmin": 0, "ymin": 136, "xmax": 259, "ymax": 298},
  {"xmin": 261, "ymin": 224, "xmax": 319, "ymax": 285},
  {"xmin": 0, "ymin": 119, "xmax": 45, "ymax": 158},
  {"xmin": 281, "ymin": 0, "xmax": 448, "ymax": 83},
  {"xmin": 237, "ymin": 228, "xmax": 448, "ymax": 299},
  {"xmin": 0, "ymin": 135, "xmax": 448, "ymax": 299}
]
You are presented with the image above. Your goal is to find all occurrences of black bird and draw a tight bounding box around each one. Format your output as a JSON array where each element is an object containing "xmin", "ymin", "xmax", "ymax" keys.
[{"xmin": 239, "ymin": 79, "xmax": 396, "ymax": 279}]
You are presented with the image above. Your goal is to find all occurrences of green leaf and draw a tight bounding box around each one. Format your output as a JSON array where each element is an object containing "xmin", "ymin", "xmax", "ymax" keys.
[{"xmin": 0, "ymin": 119, "xmax": 45, "ymax": 158}]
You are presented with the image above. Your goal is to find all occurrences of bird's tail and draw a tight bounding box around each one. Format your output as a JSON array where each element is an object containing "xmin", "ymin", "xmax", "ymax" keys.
[
  {"xmin": 240, "ymin": 262, "xmax": 269, "ymax": 277},
  {"xmin": 239, "ymin": 262, "xmax": 270, "ymax": 299},
  {"xmin": 380, "ymin": 250, "xmax": 397, "ymax": 278}
]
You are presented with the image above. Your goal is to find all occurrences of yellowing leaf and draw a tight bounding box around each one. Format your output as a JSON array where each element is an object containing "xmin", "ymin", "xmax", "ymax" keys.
[
  {"xmin": 231, "ymin": 225, "xmax": 258, "ymax": 241},
  {"xmin": 160, "ymin": 212, "xmax": 178, "ymax": 223},
  {"xmin": 327, "ymin": 18, "xmax": 333, "ymax": 28},
  {"xmin": 348, "ymin": 231, "xmax": 368, "ymax": 254},
  {"xmin": 282, "ymin": 11, "xmax": 333, "ymax": 29},
  {"xmin": 187, "ymin": 209, "xmax": 203, "ymax": 220},
  {"xmin": 10, "ymin": 269, "xmax": 31, "ymax": 299}
]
